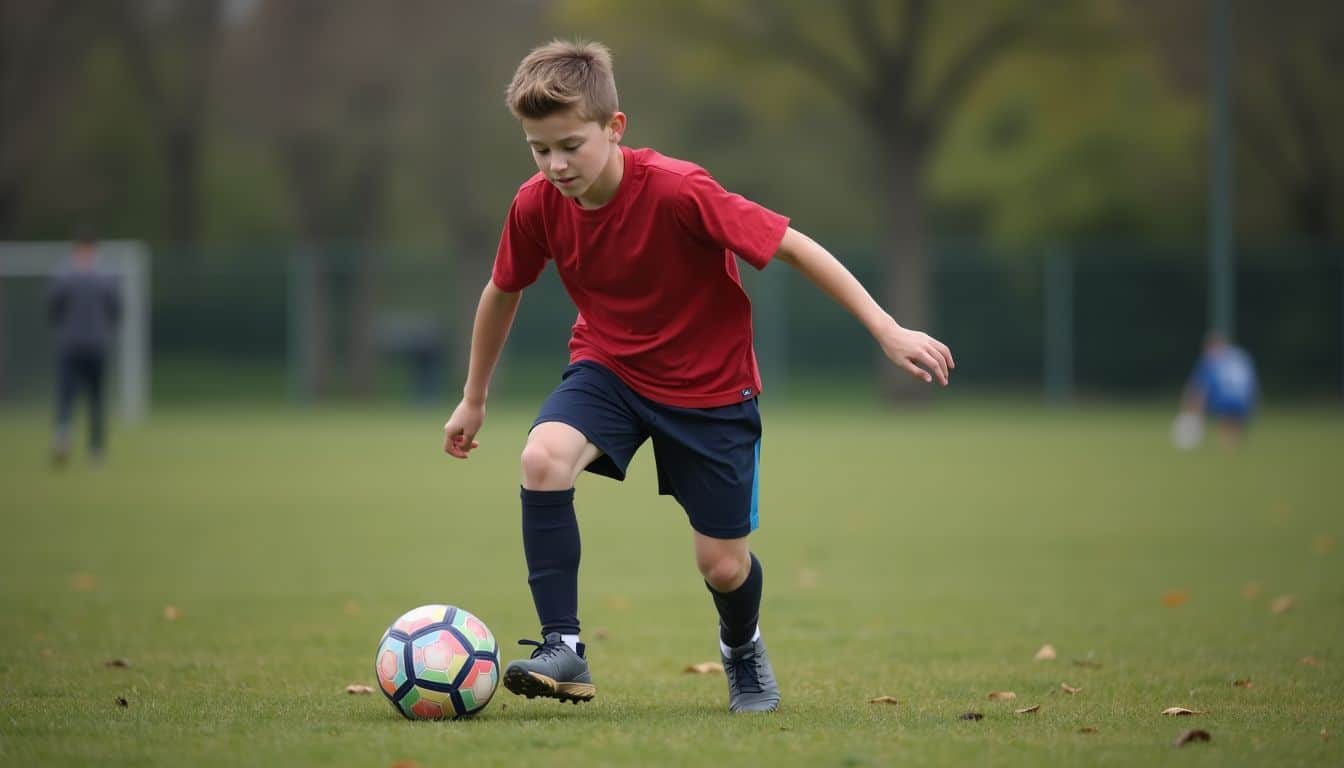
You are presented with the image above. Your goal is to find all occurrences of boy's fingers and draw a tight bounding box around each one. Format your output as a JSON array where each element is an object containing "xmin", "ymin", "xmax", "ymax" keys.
[
  {"xmin": 902, "ymin": 360, "xmax": 932, "ymax": 383},
  {"xmin": 919, "ymin": 350, "xmax": 947, "ymax": 385},
  {"xmin": 939, "ymin": 341, "xmax": 956, "ymax": 369}
]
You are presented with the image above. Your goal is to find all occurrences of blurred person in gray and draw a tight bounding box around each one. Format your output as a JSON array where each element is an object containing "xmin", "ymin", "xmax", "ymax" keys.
[{"xmin": 47, "ymin": 236, "xmax": 120, "ymax": 466}]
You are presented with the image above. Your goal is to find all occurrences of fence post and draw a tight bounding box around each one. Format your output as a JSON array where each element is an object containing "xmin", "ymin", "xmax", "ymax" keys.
[{"xmin": 1044, "ymin": 249, "xmax": 1074, "ymax": 404}]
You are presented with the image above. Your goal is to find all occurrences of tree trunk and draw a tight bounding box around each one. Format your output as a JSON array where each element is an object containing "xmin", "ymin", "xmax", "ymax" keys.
[
  {"xmin": 880, "ymin": 133, "xmax": 932, "ymax": 401},
  {"xmin": 165, "ymin": 130, "xmax": 200, "ymax": 245}
]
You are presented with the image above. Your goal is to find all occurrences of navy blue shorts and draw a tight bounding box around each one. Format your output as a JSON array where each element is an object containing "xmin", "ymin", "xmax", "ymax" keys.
[{"xmin": 533, "ymin": 361, "xmax": 762, "ymax": 540}]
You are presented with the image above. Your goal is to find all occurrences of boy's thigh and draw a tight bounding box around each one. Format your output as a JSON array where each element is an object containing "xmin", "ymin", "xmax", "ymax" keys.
[
  {"xmin": 650, "ymin": 400, "xmax": 762, "ymax": 539},
  {"xmin": 533, "ymin": 362, "xmax": 649, "ymax": 481}
]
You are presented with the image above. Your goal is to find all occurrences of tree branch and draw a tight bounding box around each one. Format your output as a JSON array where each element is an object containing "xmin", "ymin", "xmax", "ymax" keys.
[
  {"xmin": 921, "ymin": 0, "xmax": 1046, "ymax": 135},
  {"xmin": 729, "ymin": 0, "xmax": 870, "ymax": 113}
]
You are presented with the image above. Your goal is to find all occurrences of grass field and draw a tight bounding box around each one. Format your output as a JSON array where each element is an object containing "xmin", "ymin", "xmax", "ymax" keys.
[{"xmin": 1, "ymin": 401, "xmax": 1341, "ymax": 766}]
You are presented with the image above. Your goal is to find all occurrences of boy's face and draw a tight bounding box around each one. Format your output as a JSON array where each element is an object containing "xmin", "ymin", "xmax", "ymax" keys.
[{"xmin": 521, "ymin": 108, "xmax": 625, "ymax": 204}]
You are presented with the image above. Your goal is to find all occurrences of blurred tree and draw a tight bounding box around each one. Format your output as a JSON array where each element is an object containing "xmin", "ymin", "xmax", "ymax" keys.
[
  {"xmin": 1137, "ymin": 0, "xmax": 1344, "ymax": 245},
  {"xmin": 0, "ymin": 0, "xmax": 92, "ymax": 238},
  {"xmin": 559, "ymin": 0, "xmax": 1067, "ymax": 398},
  {"xmin": 113, "ymin": 0, "xmax": 225, "ymax": 246}
]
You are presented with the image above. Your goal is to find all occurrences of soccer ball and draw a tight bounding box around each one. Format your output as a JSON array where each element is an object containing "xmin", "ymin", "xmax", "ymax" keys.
[{"xmin": 374, "ymin": 604, "xmax": 500, "ymax": 720}]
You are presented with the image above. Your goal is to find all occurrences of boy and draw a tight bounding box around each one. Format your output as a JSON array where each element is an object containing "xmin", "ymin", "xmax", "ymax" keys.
[
  {"xmin": 1177, "ymin": 330, "xmax": 1258, "ymax": 448},
  {"xmin": 441, "ymin": 40, "xmax": 953, "ymax": 713}
]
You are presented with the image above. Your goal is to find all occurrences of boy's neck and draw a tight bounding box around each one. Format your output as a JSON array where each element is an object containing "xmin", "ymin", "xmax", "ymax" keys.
[{"xmin": 577, "ymin": 143, "xmax": 625, "ymax": 209}]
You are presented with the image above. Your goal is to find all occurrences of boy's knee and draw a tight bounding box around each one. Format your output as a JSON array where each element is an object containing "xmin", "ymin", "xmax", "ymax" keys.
[
  {"xmin": 700, "ymin": 552, "xmax": 750, "ymax": 592},
  {"xmin": 520, "ymin": 441, "xmax": 573, "ymax": 490}
]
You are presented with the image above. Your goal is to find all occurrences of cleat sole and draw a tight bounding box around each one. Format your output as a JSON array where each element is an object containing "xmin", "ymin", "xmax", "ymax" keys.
[{"xmin": 503, "ymin": 667, "xmax": 595, "ymax": 703}]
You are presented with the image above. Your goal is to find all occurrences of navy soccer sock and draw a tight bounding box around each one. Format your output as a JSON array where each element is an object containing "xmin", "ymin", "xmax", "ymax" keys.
[
  {"xmin": 706, "ymin": 552, "xmax": 763, "ymax": 648},
  {"xmin": 520, "ymin": 487, "xmax": 581, "ymax": 637}
]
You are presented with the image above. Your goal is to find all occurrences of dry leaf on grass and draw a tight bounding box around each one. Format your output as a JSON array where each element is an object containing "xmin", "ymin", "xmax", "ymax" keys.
[
  {"xmin": 1161, "ymin": 590, "xmax": 1189, "ymax": 608},
  {"xmin": 1060, "ymin": 683, "xmax": 1082, "ymax": 694},
  {"xmin": 1015, "ymin": 705, "xmax": 1041, "ymax": 714},
  {"xmin": 346, "ymin": 685, "xmax": 374, "ymax": 695},
  {"xmin": 163, "ymin": 605, "xmax": 181, "ymax": 621},
  {"xmin": 105, "ymin": 658, "xmax": 131, "ymax": 668},
  {"xmin": 1034, "ymin": 644, "xmax": 1057, "ymax": 661},
  {"xmin": 69, "ymin": 572, "xmax": 97, "ymax": 592},
  {"xmin": 1174, "ymin": 729, "xmax": 1211, "ymax": 747},
  {"xmin": 1078, "ymin": 726, "xmax": 1098, "ymax": 734},
  {"xmin": 115, "ymin": 697, "xmax": 129, "ymax": 707},
  {"xmin": 958, "ymin": 712, "xmax": 983, "ymax": 721},
  {"xmin": 868, "ymin": 696, "xmax": 900, "ymax": 705},
  {"xmin": 1161, "ymin": 707, "xmax": 1206, "ymax": 716},
  {"xmin": 1322, "ymin": 728, "xmax": 1329, "ymax": 740},
  {"xmin": 1300, "ymin": 656, "xmax": 1321, "ymax": 667},
  {"xmin": 1271, "ymin": 595, "xmax": 1295, "ymax": 614},
  {"xmin": 1311, "ymin": 533, "xmax": 1336, "ymax": 555},
  {"xmin": 390, "ymin": 761, "xmax": 421, "ymax": 768},
  {"xmin": 1242, "ymin": 582, "xmax": 1263, "ymax": 600},
  {"xmin": 1232, "ymin": 679, "xmax": 1253, "ymax": 688},
  {"xmin": 683, "ymin": 662, "xmax": 723, "ymax": 674},
  {"xmin": 987, "ymin": 691, "xmax": 1016, "ymax": 701}
]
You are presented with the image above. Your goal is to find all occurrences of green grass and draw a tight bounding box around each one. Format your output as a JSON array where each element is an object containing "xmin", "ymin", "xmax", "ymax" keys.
[{"xmin": 1, "ymin": 401, "xmax": 1341, "ymax": 766}]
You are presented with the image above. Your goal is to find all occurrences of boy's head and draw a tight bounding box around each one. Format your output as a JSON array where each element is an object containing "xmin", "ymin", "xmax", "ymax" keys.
[
  {"xmin": 507, "ymin": 40, "xmax": 627, "ymax": 205},
  {"xmin": 506, "ymin": 39, "xmax": 618, "ymax": 124}
]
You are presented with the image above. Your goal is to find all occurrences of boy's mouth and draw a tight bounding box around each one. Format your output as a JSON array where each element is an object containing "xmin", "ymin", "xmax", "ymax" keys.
[{"xmin": 554, "ymin": 176, "xmax": 578, "ymax": 187}]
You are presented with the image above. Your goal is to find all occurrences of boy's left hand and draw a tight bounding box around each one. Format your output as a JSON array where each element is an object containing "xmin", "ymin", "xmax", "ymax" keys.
[{"xmin": 878, "ymin": 323, "xmax": 955, "ymax": 386}]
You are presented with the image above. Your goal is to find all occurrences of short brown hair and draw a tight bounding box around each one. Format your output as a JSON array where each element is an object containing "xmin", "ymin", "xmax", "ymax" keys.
[{"xmin": 506, "ymin": 40, "xmax": 618, "ymax": 123}]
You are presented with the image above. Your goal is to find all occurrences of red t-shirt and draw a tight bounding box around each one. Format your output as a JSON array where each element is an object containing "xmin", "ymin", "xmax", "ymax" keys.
[{"xmin": 492, "ymin": 145, "xmax": 790, "ymax": 408}]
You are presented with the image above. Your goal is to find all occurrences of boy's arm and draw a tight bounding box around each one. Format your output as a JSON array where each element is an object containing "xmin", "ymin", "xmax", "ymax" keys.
[
  {"xmin": 442, "ymin": 280, "xmax": 523, "ymax": 458},
  {"xmin": 773, "ymin": 227, "xmax": 954, "ymax": 386}
]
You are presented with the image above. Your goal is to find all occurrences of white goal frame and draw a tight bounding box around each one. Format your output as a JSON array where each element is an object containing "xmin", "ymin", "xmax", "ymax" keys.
[{"xmin": 0, "ymin": 241, "xmax": 150, "ymax": 423}]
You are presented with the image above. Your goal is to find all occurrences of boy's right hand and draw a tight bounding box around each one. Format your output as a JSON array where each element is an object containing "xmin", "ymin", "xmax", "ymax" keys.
[{"xmin": 442, "ymin": 399, "xmax": 485, "ymax": 458}]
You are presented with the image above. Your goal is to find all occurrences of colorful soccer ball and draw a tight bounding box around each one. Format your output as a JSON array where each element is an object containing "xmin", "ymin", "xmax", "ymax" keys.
[{"xmin": 374, "ymin": 604, "xmax": 500, "ymax": 720}]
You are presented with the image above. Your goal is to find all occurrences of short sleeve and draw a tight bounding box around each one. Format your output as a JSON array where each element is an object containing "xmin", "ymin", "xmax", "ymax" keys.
[
  {"xmin": 673, "ymin": 169, "xmax": 789, "ymax": 271},
  {"xmin": 491, "ymin": 190, "xmax": 550, "ymax": 292}
]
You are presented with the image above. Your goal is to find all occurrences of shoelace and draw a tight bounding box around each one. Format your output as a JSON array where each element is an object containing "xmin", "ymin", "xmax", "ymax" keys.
[
  {"xmin": 517, "ymin": 637, "xmax": 567, "ymax": 661},
  {"xmin": 725, "ymin": 649, "xmax": 763, "ymax": 694}
]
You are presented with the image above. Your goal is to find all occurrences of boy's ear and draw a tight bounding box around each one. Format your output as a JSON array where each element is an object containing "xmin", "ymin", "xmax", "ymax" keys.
[{"xmin": 606, "ymin": 112, "xmax": 626, "ymax": 142}]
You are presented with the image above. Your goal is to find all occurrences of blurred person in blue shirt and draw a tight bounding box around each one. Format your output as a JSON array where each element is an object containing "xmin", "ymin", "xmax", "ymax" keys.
[
  {"xmin": 47, "ymin": 237, "xmax": 120, "ymax": 466},
  {"xmin": 1174, "ymin": 331, "xmax": 1258, "ymax": 449}
]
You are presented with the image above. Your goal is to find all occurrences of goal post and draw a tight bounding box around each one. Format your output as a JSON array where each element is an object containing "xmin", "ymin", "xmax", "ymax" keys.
[{"xmin": 0, "ymin": 241, "xmax": 150, "ymax": 423}]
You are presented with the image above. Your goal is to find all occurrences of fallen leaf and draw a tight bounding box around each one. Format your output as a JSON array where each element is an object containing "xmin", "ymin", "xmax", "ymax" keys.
[
  {"xmin": 163, "ymin": 605, "xmax": 181, "ymax": 621},
  {"xmin": 342, "ymin": 600, "xmax": 361, "ymax": 617},
  {"xmin": 1161, "ymin": 590, "xmax": 1189, "ymax": 608},
  {"xmin": 1174, "ymin": 729, "xmax": 1211, "ymax": 747},
  {"xmin": 1300, "ymin": 656, "xmax": 1322, "ymax": 667},
  {"xmin": 1311, "ymin": 533, "xmax": 1336, "ymax": 555},
  {"xmin": 1162, "ymin": 707, "xmax": 1206, "ymax": 716},
  {"xmin": 115, "ymin": 697, "xmax": 128, "ymax": 707},
  {"xmin": 1034, "ymin": 644, "xmax": 1057, "ymax": 661},
  {"xmin": 796, "ymin": 568, "xmax": 818, "ymax": 589},
  {"xmin": 1061, "ymin": 683, "xmax": 1082, "ymax": 694},
  {"xmin": 683, "ymin": 662, "xmax": 723, "ymax": 674},
  {"xmin": 1072, "ymin": 659, "xmax": 1103, "ymax": 669},
  {"xmin": 1232, "ymin": 679, "xmax": 1253, "ymax": 688},
  {"xmin": 867, "ymin": 696, "xmax": 900, "ymax": 705},
  {"xmin": 105, "ymin": 658, "xmax": 131, "ymax": 668},
  {"xmin": 1242, "ymin": 582, "xmax": 1263, "ymax": 600},
  {"xmin": 1321, "ymin": 728, "xmax": 1329, "ymax": 740},
  {"xmin": 958, "ymin": 712, "xmax": 983, "ymax": 721},
  {"xmin": 1271, "ymin": 595, "xmax": 1295, "ymax": 614},
  {"xmin": 987, "ymin": 691, "xmax": 1017, "ymax": 701},
  {"xmin": 346, "ymin": 684, "xmax": 374, "ymax": 694},
  {"xmin": 390, "ymin": 762, "xmax": 420, "ymax": 768},
  {"xmin": 593, "ymin": 628, "xmax": 610, "ymax": 641},
  {"xmin": 69, "ymin": 572, "xmax": 97, "ymax": 592},
  {"xmin": 1015, "ymin": 705, "xmax": 1040, "ymax": 714},
  {"xmin": 1078, "ymin": 726, "xmax": 1098, "ymax": 734}
]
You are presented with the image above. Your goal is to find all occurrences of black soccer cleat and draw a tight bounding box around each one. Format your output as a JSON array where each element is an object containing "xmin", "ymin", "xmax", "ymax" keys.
[{"xmin": 503, "ymin": 633, "xmax": 596, "ymax": 704}]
